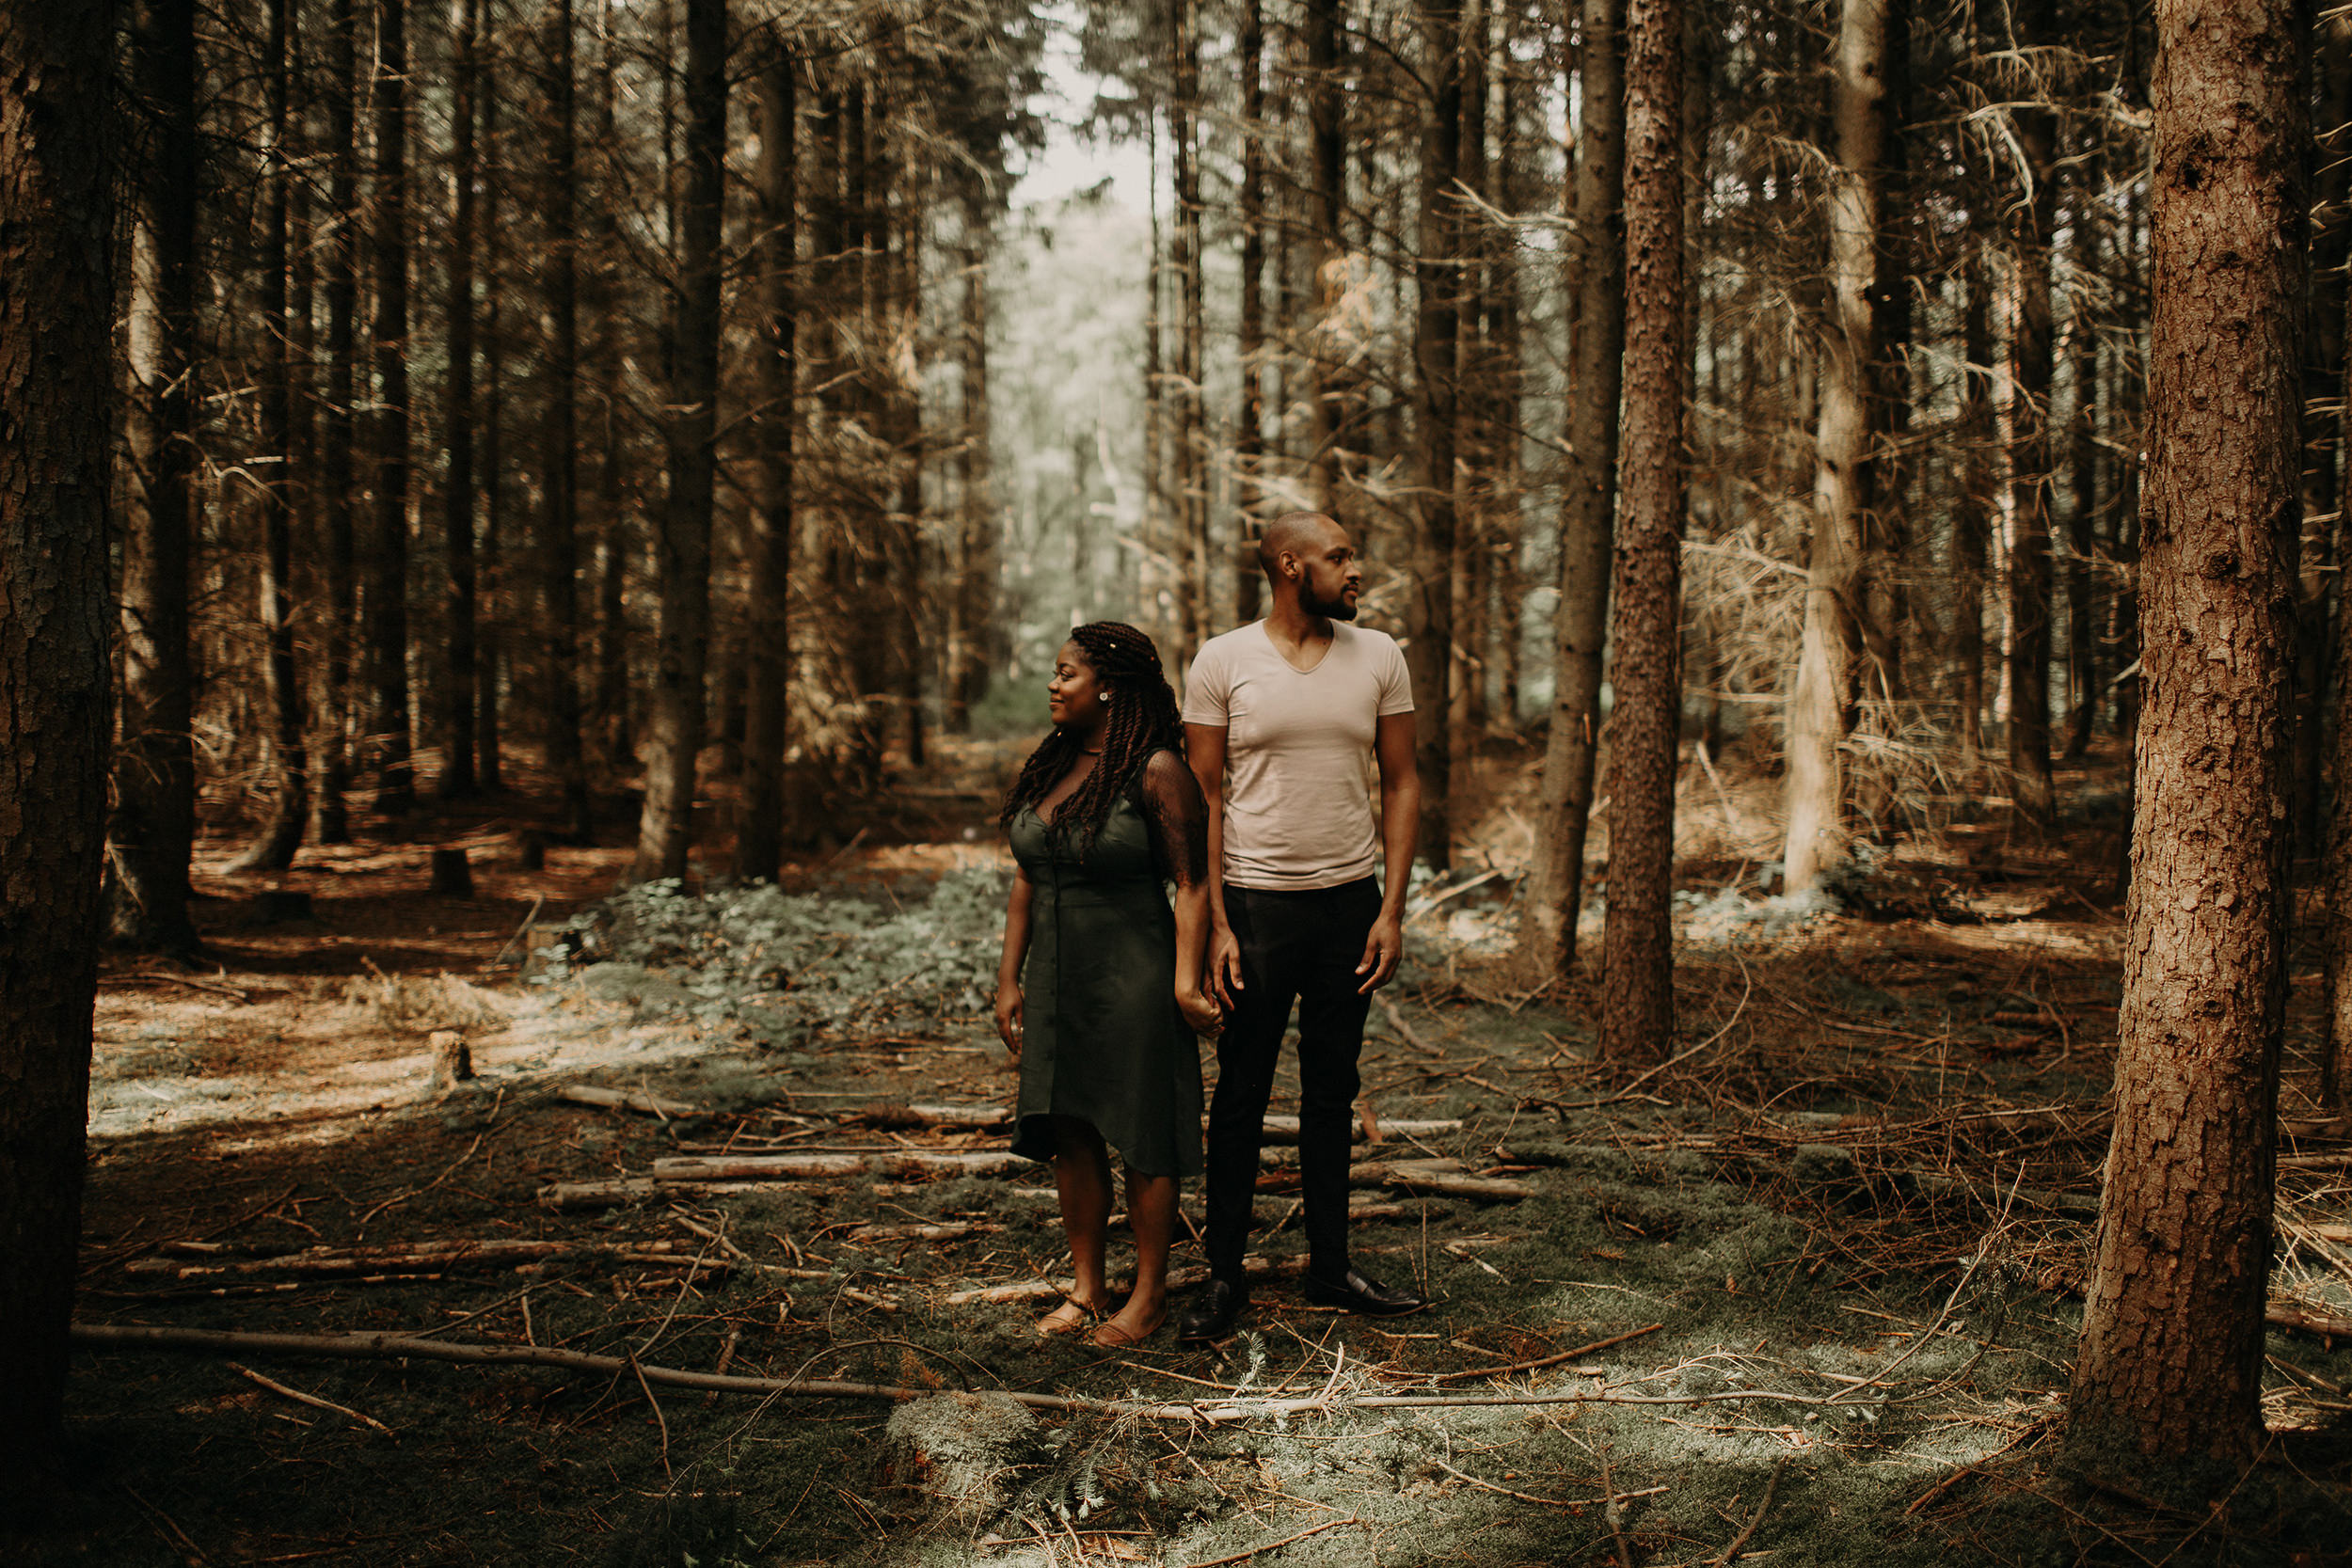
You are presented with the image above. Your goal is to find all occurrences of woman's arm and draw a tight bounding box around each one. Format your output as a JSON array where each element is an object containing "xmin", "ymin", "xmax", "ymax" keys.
[
  {"xmin": 1144, "ymin": 750, "xmax": 1222, "ymax": 1036},
  {"xmin": 993, "ymin": 866, "xmax": 1036, "ymax": 1057}
]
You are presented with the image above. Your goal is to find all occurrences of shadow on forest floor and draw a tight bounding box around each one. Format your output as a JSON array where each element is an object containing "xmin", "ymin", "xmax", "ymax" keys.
[{"xmin": 11, "ymin": 744, "xmax": 2352, "ymax": 1568}]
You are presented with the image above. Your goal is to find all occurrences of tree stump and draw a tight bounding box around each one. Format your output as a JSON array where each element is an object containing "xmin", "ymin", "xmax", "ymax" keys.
[
  {"xmin": 426, "ymin": 1030, "xmax": 474, "ymax": 1096},
  {"xmin": 516, "ymin": 830, "xmax": 547, "ymax": 871},
  {"xmin": 428, "ymin": 847, "xmax": 472, "ymax": 897}
]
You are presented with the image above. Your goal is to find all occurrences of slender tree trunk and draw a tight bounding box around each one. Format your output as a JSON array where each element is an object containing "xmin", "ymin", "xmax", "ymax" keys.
[
  {"xmin": 1517, "ymin": 0, "xmax": 1624, "ymax": 981},
  {"xmin": 238, "ymin": 0, "xmax": 310, "ymax": 872},
  {"xmin": 2062, "ymin": 184, "xmax": 2105, "ymax": 765},
  {"xmin": 1141, "ymin": 105, "xmax": 1168, "ymax": 650},
  {"xmin": 2005, "ymin": 2, "xmax": 2059, "ymax": 835},
  {"xmin": 633, "ymin": 0, "xmax": 727, "ymax": 883},
  {"xmin": 1171, "ymin": 0, "xmax": 1209, "ymax": 657},
  {"xmin": 2314, "ymin": 6, "xmax": 2352, "ymax": 1107},
  {"xmin": 542, "ymin": 0, "xmax": 592, "ymax": 839},
  {"xmin": 1781, "ymin": 0, "xmax": 1903, "ymax": 893},
  {"xmin": 1452, "ymin": 0, "xmax": 1490, "ymax": 741},
  {"xmin": 313, "ymin": 0, "xmax": 359, "ymax": 843},
  {"xmin": 440, "ymin": 0, "xmax": 480, "ymax": 799},
  {"xmin": 476, "ymin": 24, "xmax": 505, "ymax": 793},
  {"xmin": 368, "ymin": 0, "xmax": 416, "ymax": 814},
  {"xmin": 1954, "ymin": 235, "xmax": 1992, "ymax": 769},
  {"xmin": 739, "ymin": 42, "xmax": 797, "ymax": 879},
  {"xmin": 1304, "ymin": 0, "xmax": 1345, "ymax": 507},
  {"xmin": 1410, "ymin": 0, "xmax": 1464, "ymax": 873},
  {"xmin": 0, "ymin": 0, "xmax": 116, "ymax": 1482},
  {"xmin": 1235, "ymin": 0, "xmax": 1267, "ymax": 626},
  {"xmin": 2297, "ymin": 10, "xmax": 2352, "ymax": 855},
  {"xmin": 111, "ymin": 0, "xmax": 200, "ymax": 951},
  {"xmin": 949, "ymin": 195, "xmax": 997, "ymax": 728},
  {"xmin": 591, "ymin": 15, "xmax": 631, "ymax": 771},
  {"xmin": 2067, "ymin": 0, "xmax": 2308, "ymax": 1468},
  {"xmin": 1598, "ymin": 0, "xmax": 1686, "ymax": 1061}
]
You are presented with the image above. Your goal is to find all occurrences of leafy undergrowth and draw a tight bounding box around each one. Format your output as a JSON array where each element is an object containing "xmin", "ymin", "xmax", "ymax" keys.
[{"xmin": 18, "ymin": 849, "xmax": 2352, "ymax": 1568}]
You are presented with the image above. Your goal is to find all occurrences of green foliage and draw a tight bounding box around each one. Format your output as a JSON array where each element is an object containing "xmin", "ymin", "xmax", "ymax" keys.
[{"xmin": 538, "ymin": 867, "xmax": 1011, "ymax": 1043}]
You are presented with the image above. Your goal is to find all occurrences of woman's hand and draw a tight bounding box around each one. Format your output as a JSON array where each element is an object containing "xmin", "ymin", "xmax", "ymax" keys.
[
  {"xmin": 1176, "ymin": 983, "xmax": 1222, "ymax": 1037},
  {"xmin": 993, "ymin": 981, "xmax": 1025, "ymax": 1059}
]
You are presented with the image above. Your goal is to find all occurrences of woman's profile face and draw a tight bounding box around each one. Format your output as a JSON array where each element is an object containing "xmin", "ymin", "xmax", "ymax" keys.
[{"xmin": 1045, "ymin": 641, "xmax": 1104, "ymax": 727}]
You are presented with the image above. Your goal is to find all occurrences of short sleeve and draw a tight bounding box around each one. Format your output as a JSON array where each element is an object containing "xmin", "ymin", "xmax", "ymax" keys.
[
  {"xmin": 1375, "ymin": 634, "xmax": 1415, "ymax": 716},
  {"xmin": 1181, "ymin": 640, "xmax": 1232, "ymax": 727},
  {"xmin": 1136, "ymin": 750, "xmax": 1210, "ymax": 888}
]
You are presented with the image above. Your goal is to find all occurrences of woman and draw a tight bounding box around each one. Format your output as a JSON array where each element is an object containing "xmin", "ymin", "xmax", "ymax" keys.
[{"xmin": 993, "ymin": 622, "xmax": 1220, "ymax": 1348}]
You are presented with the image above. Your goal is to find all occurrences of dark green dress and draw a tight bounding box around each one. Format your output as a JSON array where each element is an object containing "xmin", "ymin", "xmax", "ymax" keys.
[{"xmin": 1009, "ymin": 765, "xmax": 1205, "ymax": 1179}]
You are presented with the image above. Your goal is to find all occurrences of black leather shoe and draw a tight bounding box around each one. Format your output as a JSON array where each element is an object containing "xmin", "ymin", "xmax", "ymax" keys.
[
  {"xmin": 1173, "ymin": 1277, "xmax": 1248, "ymax": 1342},
  {"xmin": 1303, "ymin": 1267, "xmax": 1427, "ymax": 1316}
]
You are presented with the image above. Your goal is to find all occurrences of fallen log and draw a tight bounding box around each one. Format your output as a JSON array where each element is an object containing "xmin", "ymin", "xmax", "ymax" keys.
[
  {"xmin": 124, "ymin": 1239, "xmax": 729, "ymax": 1280},
  {"xmin": 563, "ymin": 1085, "xmax": 702, "ymax": 1118},
  {"xmin": 651, "ymin": 1151, "xmax": 1031, "ymax": 1181},
  {"xmin": 1350, "ymin": 1158, "xmax": 1535, "ymax": 1201},
  {"xmin": 851, "ymin": 1102, "xmax": 1009, "ymax": 1130},
  {"xmin": 1257, "ymin": 1115, "xmax": 1462, "ymax": 1146}
]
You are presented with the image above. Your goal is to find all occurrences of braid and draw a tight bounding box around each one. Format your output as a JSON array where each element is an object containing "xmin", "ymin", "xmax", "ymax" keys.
[{"xmin": 998, "ymin": 622, "xmax": 1185, "ymax": 858}]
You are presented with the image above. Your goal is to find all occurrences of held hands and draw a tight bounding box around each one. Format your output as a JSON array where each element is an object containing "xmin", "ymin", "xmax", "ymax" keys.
[
  {"xmin": 993, "ymin": 981, "xmax": 1024, "ymax": 1059},
  {"xmin": 1176, "ymin": 983, "xmax": 1223, "ymax": 1037},
  {"xmin": 1355, "ymin": 911, "xmax": 1405, "ymax": 994}
]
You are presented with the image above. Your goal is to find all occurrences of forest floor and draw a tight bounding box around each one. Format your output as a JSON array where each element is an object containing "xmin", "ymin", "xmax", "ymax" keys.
[{"xmin": 13, "ymin": 739, "xmax": 2352, "ymax": 1568}]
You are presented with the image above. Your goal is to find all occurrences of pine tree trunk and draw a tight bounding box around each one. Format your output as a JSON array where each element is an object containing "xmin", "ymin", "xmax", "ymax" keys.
[
  {"xmin": 1598, "ymin": 0, "xmax": 1686, "ymax": 1062},
  {"xmin": 2005, "ymin": 3, "xmax": 2059, "ymax": 835},
  {"xmin": 111, "ymin": 0, "xmax": 201, "ymax": 952},
  {"xmin": 2062, "ymin": 186, "xmax": 2104, "ymax": 765},
  {"xmin": 1516, "ymin": 0, "xmax": 1623, "ymax": 982},
  {"xmin": 592, "ymin": 22, "xmax": 632, "ymax": 773},
  {"xmin": 2067, "ymin": 0, "xmax": 2308, "ymax": 1468},
  {"xmin": 367, "ymin": 0, "xmax": 416, "ymax": 815},
  {"xmin": 2314, "ymin": 6, "xmax": 2352, "ymax": 1107},
  {"xmin": 0, "ymin": 0, "xmax": 115, "ymax": 1480},
  {"xmin": 440, "ymin": 0, "xmax": 480, "ymax": 799},
  {"xmin": 237, "ymin": 0, "xmax": 310, "ymax": 872},
  {"xmin": 947, "ymin": 196, "xmax": 998, "ymax": 731},
  {"xmin": 1304, "ymin": 0, "xmax": 1345, "ymax": 508},
  {"xmin": 1781, "ymin": 0, "xmax": 1902, "ymax": 894},
  {"xmin": 1235, "ymin": 0, "xmax": 1267, "ymax": 626},
  {"xmin": 1409, "ymin": 0, "xmax": 1463, "ymax": 874},
  {"xmin": 312, "ymin": 0, "xmax": 360, "ymax": 843},
  {"xmin": 542, "ymin": 0, "xmax": 592, "ymax": 841},
  {"xmin": 475, "ymin": 26, "xmax": 505, "ymax": 794},
  {"xmin": 2296, "ymin": 11, "xmax": 2352, "ymax": 856},
  {"xmin": 1954, "ymin": 235, "xmax": 1992, "ymax": 771},
  {"xmin": 739, "ymin": 41, "xmax": 797, "ymax": 880},
  {"xmin": 1171, "ymin": 0, "xmax": 1209, "ymax": 657},
  {"xmin": 632, "ymin": 0, "xmax": 727, "ymax": 883}
]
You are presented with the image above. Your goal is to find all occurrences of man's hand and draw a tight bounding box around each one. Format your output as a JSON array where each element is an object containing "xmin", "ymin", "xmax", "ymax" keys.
[
  {"xmin": 1355, "ymin": 911, "xmax": 1405, "ymax": 994},
  {"xmin": 993, "ymin": 981, "xmax": 1024, "ymax": 1060},
  {"xmin": 1207, "ymin": 927, "xmax": 1247, "ymax": 1010}
]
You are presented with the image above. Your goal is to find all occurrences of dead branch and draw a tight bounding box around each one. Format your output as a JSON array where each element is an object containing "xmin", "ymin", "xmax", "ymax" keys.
[{"xmin": 563, "ymin": 1085, "xmax": 701, "ymax": 1117}]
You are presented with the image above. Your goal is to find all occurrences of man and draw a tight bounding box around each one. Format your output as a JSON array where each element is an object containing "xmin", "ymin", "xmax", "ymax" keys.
[{"xmin": 1173, "ymin": 511, "xmax": 1425, "ymax": 1341}]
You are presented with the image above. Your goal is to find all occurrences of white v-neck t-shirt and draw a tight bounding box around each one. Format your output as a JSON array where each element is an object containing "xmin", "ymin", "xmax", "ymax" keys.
[{"xmin": 1180, "ymin": 621, "xmax": 1415, "ymax": 891}]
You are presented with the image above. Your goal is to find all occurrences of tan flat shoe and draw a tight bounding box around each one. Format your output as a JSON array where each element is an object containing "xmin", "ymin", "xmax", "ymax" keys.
[
  {"xmin": 1036, "ymin": 1295, "xmax": 1105, "ymax": 1338},
  {"xmin": 1088, "ymin": 1313, "xmax": 1165, "ymax": 1350}
]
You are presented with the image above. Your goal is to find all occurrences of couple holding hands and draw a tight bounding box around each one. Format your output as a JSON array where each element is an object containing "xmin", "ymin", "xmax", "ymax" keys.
[{"xmin": 991, "ymin": 512, "xmax": 1426, "ymax": 1350}]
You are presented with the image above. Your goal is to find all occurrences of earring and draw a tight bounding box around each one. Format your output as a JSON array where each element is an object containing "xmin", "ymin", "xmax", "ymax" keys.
[{"xmin": 1098, "ymin": 693, "xmax": 1110, "ymax": 704}]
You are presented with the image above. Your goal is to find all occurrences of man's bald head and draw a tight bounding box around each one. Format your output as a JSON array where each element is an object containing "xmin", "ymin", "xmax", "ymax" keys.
[{"xmin": 1259, "ymin": 512, "xmax": 1347, "ymax": 580}]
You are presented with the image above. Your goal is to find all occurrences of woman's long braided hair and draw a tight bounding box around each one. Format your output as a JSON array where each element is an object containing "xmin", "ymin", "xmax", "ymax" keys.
[{"xmin": 999, "ymin": 622, "xmax": 1185, "ymax": 858}]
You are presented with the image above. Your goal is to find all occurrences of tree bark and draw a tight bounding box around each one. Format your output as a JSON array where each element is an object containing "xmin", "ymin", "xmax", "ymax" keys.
[
  {"xmin": 2296, "ymin": 8, "xmax": 2352, "ymax": 855},
  {"xmin": 541, "ymin": 0, "xmax": 592, "ymax": 841},
  {"xmin": 947, "ymin": 193, "xmax": 997, "ymax": 730},
  {"xmin": 2067, "ymin": 0, "xmax": 2308, "ymax": 1468},
  {"xmin": 633, "ymin": 0, "xmax": 727, "ymax": 883},
  {"xmin": 1598, "ymin": 0, "xmax": 1686, "ymax": 1062},
  {"xmin": 475, "ymin": 23, "xmax": 505, "ymax": 794},
  {"xmin": 1780, "ymin": 0, "xmax": 1904, "ymax": 894},
  {"xmin": 739, "ymin": 41, "xmax": 797, "ymax": 881},
  {"xmin": 111, "ymin": 0, "xmax": 201, "ymax": 951},
  {"xmin": 1171, "ymin": 0, "xmax": 1210, "ymax": 657},
  {"xmin": 2313, "ymin": 6, "xmax": 2352, "ymax": 1109},
  {"xmin": 1235, "ymin": 0, "xmax": 1268, "ymax": 626},
  {"xmin": 1304, "ymin": 0, "xmax": 1345, "ymax": 508},
  {"xmin": 2004, "ymin": 1, "xmax": 2059, "ymax": 836},
  {"xmin": 237, "ymin": 0, "xmax": 310, "ymax": 872},
  {"xmin": 1516, "ymin": 0, "xmax": 1624, "ymax": 982},
  {"xmin": 591, "ymin": 18, "xmax": 632, "ymax": 773},
  {"xmin": 312, "ymin": 0, "xmax": 360, "ymax": 843},
  {"xmin": 2062, "ymin": 172, "xmax": 2105, "ymax": 764},
  {"xmin": 1410, "ymin": 0, "xmax": 1464, "ymax": 874},
  {"xmin": 439, "ymin": 0, "xmax": 481, "ymax": 799},
  {"xmin": 0, "ymin": 0, "xmax": 115, "ymax": 1480},
  {"xmin": 1953, "ymin": 234, "xmax": 1993, "ymax": 771},
  {"xmin": 367, "ymin": 0, "xmax": 417, "ymax": 815}
]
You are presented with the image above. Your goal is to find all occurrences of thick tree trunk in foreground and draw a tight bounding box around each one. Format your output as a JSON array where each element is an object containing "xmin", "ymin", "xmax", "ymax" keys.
[
  {"xmin": 1517, "ymin": 0, "xmax": 1624, "ymax": 982},
  {"xmin": 0, "ymin": 0, "xmax": 116, "ymax": 1481},
  {"xmin": 2067, "ymin": 0, "xmax": 2309, "ymax": 1469},
  {"xmin": 368, "ymin": 0, "xmax": 416, "ymax": 814},
  {"xmin": 1598, "ymin": 0, "xmax": 1685, "ymax": 1062},
  {"xmin": 439, "ymin": 0, "xmax": 480, "ymax": 799},
  {"xmin": 541, "ymin": 0, "xmax": 592, "ymax": 841},
  {"xmin": 633, "ymin": 0, "xmax": 727, "ymax": 883},
  {"xmin": 1781, "ymin": 0, "xmax": 1903, "ymax": 894},
  {"xmin": 1410, "ymin": 0, "xmax": 1464, "ymax": 874},
  {"xmin": 237, "ymin": 0, "xmax": 310, "ymax": 872},
  {"xmin": 738, "ymin": 44, "xmax": 797, "ymax": 881},
  {"xmin": 111, "ymin": 0, "xmax": 200, "ymax": 952}
]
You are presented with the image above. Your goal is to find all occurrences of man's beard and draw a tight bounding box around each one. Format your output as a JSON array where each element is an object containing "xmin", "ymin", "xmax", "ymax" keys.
[{"xmin": 1301, "ymin": 581, "xmax": 1358, "ymax": 619}]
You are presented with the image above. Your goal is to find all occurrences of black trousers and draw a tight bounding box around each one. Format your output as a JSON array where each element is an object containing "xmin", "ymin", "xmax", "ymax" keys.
[{"xmin": 1202, "ymin": 877, "xmax": 1381, "ymax": 1285}]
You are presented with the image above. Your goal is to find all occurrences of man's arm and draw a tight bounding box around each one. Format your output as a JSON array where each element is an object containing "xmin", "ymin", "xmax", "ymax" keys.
[
  {"xmin": 1185, "ymin": 721, "xmax": 1246, "ymax": 1007},
  {"xmin": 1357, "ymin": 709, "xmax": 1421, "ymax": 993}
]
